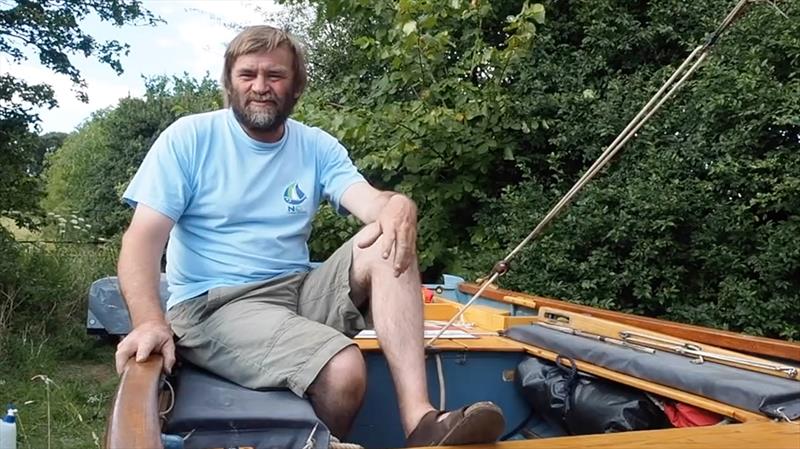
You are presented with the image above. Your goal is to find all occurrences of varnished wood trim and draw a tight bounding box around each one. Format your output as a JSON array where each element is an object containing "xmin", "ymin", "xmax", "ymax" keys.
[
  {"xmin": 355, "ymin": 335, "xmax": 525, "ymax": 352},
  {"xmin": 424, "ymin": 303, "xmax": 462, "ymax": 321},
  {"xmin": 105, "ymin": 356, "xmax": 164, "ymax": 449},
  {"xmin": 461, "ymin": 283, "xmax": 800, "ymax": 361},
  {"xmin": 453, "ymin": 336, "xmax": 528, "ymax": 351},
  {"xmin": 434, "ymin": 421, "xmax": 800, "ymax": 449}
]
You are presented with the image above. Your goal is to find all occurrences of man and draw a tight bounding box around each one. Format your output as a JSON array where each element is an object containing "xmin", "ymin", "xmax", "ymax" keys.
[{"xmin": 114, "ymin": 25, "xmax": 504, "ymax": 446}]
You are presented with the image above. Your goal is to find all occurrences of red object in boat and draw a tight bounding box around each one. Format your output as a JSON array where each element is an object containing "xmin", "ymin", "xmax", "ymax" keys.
[
  {"xmin": 421, "ymin": 287, "xmax": 434, "ymax": 303},
  {"xmin": 663, "ymin": 401, "xmax": 725, "ymax": 427}
]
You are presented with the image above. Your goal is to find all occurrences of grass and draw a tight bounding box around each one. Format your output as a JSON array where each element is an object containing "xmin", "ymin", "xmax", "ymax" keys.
[
  {"xmin": 0, "ymin": 340, "xmax": 117, "ymax": 449},
  {"xmin": 1, "ymin": 225, "xmax": 121, "ymax": 448}
]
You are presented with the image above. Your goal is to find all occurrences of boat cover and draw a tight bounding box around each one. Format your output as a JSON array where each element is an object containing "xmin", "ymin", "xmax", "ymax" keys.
[
  {"xmin": 164, "ymin": 363, "xmax": 330, "ymax": 449},
  {"xmin": 86, "ymin": 276, "xmax": 168, "ymax": 335},
  {"xmin": 505, "ymin": 324, "xmax": 800, "ymax": 420}
]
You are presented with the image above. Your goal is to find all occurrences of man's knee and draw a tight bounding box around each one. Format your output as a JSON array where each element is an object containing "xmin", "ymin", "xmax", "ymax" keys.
[
  {"xmin": 309, "ymin": 345, "xmax": 366, "ymax": 399},
  {"xmin": 351, "ymin": 226, "xmax": 415, "ymax": 275}
]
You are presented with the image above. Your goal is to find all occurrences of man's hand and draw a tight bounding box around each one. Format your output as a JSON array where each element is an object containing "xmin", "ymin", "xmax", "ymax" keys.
[
  {"xmin": 114, "ymin": 320, "xmax": 175, "ymax": 375},
  {"xmin": 356, "ymin": 194, "xmax": 418, "ymax": 276}
]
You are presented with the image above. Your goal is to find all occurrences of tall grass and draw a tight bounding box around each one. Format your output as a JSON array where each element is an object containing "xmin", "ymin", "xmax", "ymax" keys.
[{"xmin": 0, "ymin": 228, "xmax": 120, "ymax": 448}]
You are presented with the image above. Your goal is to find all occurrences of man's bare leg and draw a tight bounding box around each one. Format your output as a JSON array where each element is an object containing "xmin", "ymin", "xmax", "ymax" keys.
[
  {"xmin": 350, "ymin": 229, "xmax": 436, "ymax": 435},
  {"xmin": 306, "ymin": 345, "xmax": 367, "ymax": 438}
]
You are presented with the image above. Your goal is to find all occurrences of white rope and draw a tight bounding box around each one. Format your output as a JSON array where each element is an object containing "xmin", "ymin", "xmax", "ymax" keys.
[
  {"xmin": 435, "ymin": 353, "xmax": 446, "ymax": 410},
  {"xmin": 159, "ymin": 378, "xmax": 175, "ymax": 418},
  {"xmin": 775, "ymin": 407, "xmax": 796, "ymax": 423},
  {"xmin": 425, "ymin": 0, "xmax": 753, "ymax": 349},
  {"xmin": 329, "ymin": 435, "xmax": 365, "ymax": 449}
]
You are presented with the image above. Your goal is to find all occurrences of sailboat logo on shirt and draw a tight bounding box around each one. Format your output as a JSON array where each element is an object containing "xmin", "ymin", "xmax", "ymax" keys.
[{"xmin": 283, "ymin": 182, "xmax": 308, "ymax": 214}]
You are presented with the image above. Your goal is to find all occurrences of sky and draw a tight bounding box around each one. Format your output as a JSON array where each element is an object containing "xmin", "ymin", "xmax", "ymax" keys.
[{"xmin": 4, "ymin": 1, "xmax": 285, "ymax": 134}]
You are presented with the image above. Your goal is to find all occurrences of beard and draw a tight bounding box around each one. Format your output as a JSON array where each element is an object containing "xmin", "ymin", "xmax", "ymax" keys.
[{"xmin": 230, "ymin": 89, "xmax": 295, "ymax": 134}]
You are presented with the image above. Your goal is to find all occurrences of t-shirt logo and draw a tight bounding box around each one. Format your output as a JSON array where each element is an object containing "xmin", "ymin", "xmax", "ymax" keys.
[{"xmin": 283, "ymin": 182, "xmax": 307, "ymax": 214}]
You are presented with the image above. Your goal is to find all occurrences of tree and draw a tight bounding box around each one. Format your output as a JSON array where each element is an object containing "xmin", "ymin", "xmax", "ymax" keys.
[
  {"xmin": 465, "ymin": 0, "xmax": 799, "ymax": 338},
  {"xmin": 289, "ymin": 0, "xmax": 546, "ymax": 272},
  {"xmin": 44, "ymin": 75, "xmax": 223, "ymax": 237},
  {"xmin": 0, "ymin": 0, "xmax": 158, "ymax": 223},
  {"xmin": 287, "ymin": 0, "xmax": 797, "ymax": 337},
  {"xmin": 1, "ymin": 0, "xmax": 159, "ymax": 125}
]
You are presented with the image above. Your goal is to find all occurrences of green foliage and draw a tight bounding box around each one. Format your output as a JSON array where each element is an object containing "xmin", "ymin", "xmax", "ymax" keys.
[
  {"xmin": 293, "ymin": 0, "xmax": 546, "ymax": 268},
  {"xmin": 287, "ymin": 0, "xmax": 800, "ymax": 337},
  {"xmin": 0, "ymin": 123, "xmax": 45, "ymax": 227},
  {"xmin": 43, "ymin": 76, "xmax": 223, "ymax": 237},
  {"xmin": 463, "ymin": 0, "xmax": 800, "ymax": 338},
  {"xmin": 0, "ymin": 235, "xmax": 119, "ymax": 354}
]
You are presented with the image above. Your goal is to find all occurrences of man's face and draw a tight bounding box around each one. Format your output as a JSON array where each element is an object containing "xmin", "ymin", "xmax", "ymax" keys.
[{"xmin": 228, "ymin": 46, "xmax": 298, "ymax": 137}]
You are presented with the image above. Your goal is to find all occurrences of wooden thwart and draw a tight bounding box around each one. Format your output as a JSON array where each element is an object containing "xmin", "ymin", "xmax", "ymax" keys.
[{"xmin": 424, "ymin": 298, "xmax": 538, "ymax": 331}]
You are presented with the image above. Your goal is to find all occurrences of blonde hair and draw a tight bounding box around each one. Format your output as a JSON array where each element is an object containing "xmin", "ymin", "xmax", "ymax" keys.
[{"xmin": 221, "ymin": 26, "xmax": 308, "ymax": 106}]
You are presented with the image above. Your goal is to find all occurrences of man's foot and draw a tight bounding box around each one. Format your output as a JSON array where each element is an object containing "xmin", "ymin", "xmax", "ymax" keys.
[{"xmin": 405, "ymin": 401, "xmax": 505, "ymax": 447}]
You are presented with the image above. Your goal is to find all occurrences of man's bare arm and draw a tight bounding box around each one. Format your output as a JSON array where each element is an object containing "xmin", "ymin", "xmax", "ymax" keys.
[{"xmin": 114, "ymin": 204, "xmax": 176, "ymax": 374}]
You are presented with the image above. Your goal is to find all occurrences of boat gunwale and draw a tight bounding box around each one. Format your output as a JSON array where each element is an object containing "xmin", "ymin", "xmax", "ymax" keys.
[{"xmin": 460, "ymin": 282, "xmax": 800, "ymax": 362}]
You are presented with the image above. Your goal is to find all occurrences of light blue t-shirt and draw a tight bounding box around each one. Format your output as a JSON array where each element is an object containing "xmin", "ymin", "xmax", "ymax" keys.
[{"xmin": 123, "ymin": 109, "xmax": 365, "ymax": 309}]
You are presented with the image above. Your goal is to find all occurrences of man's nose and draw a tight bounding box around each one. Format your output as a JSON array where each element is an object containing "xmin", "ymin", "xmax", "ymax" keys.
[{"xmin": 252, "ymin": 74, "xmax": 269, "ymax": 94}]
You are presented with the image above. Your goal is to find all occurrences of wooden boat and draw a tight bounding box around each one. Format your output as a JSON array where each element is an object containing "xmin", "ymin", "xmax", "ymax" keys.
[{"xmin": 92, "ymin": 274, "xmax": 800, "ymax": 449}]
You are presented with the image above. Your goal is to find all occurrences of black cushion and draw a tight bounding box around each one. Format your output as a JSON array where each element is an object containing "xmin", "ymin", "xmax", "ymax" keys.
[{"xmin": 164, "ymin": 363, "xmax": 330, "ymax": 449}]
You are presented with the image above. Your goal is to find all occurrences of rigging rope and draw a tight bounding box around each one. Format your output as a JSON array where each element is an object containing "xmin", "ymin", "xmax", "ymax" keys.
[{"xmin": 426, "ymin": 0, "xmax": 756, "ymax": 348}]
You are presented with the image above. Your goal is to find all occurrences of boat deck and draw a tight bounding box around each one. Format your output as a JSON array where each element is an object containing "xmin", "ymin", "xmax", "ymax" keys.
[{"xmin": 356, "ymin": 298, "xmax": 782, "ymax": 423}]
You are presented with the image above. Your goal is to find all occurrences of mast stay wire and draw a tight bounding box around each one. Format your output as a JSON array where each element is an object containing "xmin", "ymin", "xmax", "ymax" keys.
[{"xmin": 426, "ymin": 0, "xmax": 757, "ymax": 348}]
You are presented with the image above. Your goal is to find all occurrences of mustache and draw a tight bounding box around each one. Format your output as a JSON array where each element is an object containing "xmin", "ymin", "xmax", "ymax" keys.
[{"xmin": 246, "ymin": 94, "xmax": 277, "ymax": 103}]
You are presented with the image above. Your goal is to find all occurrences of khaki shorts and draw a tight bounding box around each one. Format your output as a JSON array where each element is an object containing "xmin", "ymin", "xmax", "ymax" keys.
[{"xmin": 166, "ymin": 241, "xmax": 366, "ymax": 397}]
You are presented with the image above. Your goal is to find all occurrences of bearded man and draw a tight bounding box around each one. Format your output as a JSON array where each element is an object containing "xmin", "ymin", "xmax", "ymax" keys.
[{"xmin": 114, "ymin": 25, "xmax": 504, "ymax": 446}]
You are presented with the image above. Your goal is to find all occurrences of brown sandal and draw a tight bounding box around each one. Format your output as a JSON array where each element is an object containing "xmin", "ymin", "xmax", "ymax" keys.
[{"xmin": 405, "ymin": 401, "xmax": 505, "ymax": 447}]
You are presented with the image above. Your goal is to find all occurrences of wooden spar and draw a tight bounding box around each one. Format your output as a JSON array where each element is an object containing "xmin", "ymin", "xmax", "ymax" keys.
[{"xmin": 459, "ymin": 282, "xmax": 800, "ymax": 362}]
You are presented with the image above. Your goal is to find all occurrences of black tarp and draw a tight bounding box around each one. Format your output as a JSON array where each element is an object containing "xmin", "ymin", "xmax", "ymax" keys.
[
  {"xmin": 506, "ymin": 324, "xmax": 800, "ymax": 420},
  {"xmin": 517, "ymin": 356, "xmax": 670, "ymax": 434}
]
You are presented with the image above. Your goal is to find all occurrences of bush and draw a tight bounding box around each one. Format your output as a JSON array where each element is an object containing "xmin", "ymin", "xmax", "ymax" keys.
[
  {"xmin": 43, "ymin": 76, "xmax": 222, "ymax": 238},
  {"xmin": 0, "ymin": 231, "xmax": 119, "ymax": 358},
  {"xmin": 464, "ymin": 1, "xmax": 800, "ymax": 339}
]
